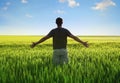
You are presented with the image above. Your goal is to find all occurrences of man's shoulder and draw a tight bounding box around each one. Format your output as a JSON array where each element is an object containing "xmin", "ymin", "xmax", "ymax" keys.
[
  {"xmin": 62, "ymin": 27, "xmax": 69, "ymax": 30},
  {"xmin": 59, "ymin": 27, "xmax": 69, "ymax": 31},
  {"xmin": 61, "ymin": 27, "xmax": 70, "ymax": 32},
  {"xmin": 51, "ymin": 28, "xmax": 58, "ymax": 31},
  {"xmin": 51, "ymin": 27, "xmax": 69, "ymax": 32}
]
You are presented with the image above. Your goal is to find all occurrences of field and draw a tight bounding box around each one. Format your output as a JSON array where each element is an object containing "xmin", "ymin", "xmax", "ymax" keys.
[{"xmin": 0, "ymin": 36, "xmax": 120, "ymax": 83}]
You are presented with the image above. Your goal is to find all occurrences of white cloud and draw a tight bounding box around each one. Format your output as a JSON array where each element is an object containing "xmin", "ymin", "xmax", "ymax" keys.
[
  {"xmin": 21, "ymin": 0, "xmax": 28, "ymax": 3},
  {"xmin": 25, "ymin": 14, "xmax": 33, "ymax": 18},
  {"xmin": 59, "ymin": 0, "xmax": 66, "ymax": 3},
  {"xmin": 58, "ymin": 0, "xmax": 80, "ymax": 8},
  {"xmin": 68, "ymin": 0, "xmax": 80, "ymax": 8},
  {"xmin": 2, "ymin": 7, "xmax": 8, "ymax": 11},
  {"xmin": 6, "ymin": 2, "xmax": 11, "ymax": 6},
  {"xmin": 2, "ymin": 2, "xmax": 11, "ymax": 11},
  {"xmin": 55, "ymin": 10, "xmax": 65, "ymax": 14},
  {"xmin": 92, "ymin": 0, "xmax": 116, "ymax": 11}
]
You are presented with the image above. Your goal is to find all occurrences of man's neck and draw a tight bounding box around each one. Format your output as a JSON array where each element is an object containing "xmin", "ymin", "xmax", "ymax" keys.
[{"xmin": 57, "ymin": 26, "xmax": 62, "ymax": 28}]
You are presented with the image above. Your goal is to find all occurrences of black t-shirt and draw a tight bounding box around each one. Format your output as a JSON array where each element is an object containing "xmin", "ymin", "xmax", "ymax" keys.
[{"xmin": 47, "ymin": 27, "xmax": 72, "ymax": 49}]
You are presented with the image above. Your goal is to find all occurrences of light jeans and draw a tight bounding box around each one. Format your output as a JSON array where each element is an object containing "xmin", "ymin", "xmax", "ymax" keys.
[{"xmin": 52, "ymin": 49, "xmax": 68, "ymax": 65}]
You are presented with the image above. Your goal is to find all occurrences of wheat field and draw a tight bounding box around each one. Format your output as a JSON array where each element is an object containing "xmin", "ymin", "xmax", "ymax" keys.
[{"xmin": 0, "ymin": 36, "xmax": 120, "ymax": 83}]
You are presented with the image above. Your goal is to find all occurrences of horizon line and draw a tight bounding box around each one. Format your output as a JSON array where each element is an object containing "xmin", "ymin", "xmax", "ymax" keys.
[{"xmin": 0, "ymin": 35, "xmax": 120, "ymax": 37}]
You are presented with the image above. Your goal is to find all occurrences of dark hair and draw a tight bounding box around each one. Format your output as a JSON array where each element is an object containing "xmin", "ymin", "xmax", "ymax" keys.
[{"xmin": 56, "ymin": 17, "xmax": 63, "ymax": 26}]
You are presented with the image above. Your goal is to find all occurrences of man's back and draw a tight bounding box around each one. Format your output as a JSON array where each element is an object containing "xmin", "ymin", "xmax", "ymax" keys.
[
  {"xmin": 47, "ymin": 27, "xmax": 72, "ymax": 49},
  {"xmin": 31, "ymin": 17, "xmax": 88, "ymax": 65}
]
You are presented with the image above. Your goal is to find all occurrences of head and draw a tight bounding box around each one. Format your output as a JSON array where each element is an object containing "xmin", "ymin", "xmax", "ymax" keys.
[{"xmin": 56, "ymin": 17, "xmax": 63, "ymax": 27}]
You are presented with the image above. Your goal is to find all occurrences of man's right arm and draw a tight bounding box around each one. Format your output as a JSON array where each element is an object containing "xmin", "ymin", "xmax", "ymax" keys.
[{"xmin": 69, "ymin": 34, "xmax": 89, "ymax": 47}]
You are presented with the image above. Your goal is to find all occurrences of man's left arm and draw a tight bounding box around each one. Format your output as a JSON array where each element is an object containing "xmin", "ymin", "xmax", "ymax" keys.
[
  {"xmin": 31, "ymin": 35, "xmax": 51, "ymax": 48},
  {"xmin": 31, "ymin": 29, "xmax": 54, "ymax": 48}
]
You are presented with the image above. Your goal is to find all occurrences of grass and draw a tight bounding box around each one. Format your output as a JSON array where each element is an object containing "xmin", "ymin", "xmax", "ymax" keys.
[{"xmin": 0, "ymin": 36, "xmax": 120, "ymax": 83}]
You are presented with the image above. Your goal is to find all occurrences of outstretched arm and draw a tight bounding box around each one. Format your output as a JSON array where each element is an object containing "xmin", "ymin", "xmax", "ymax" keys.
[
  {"xmin": 69, "ymin": 34, "xmax": 89, "ymax": 47},
  {"xmin": 31, "ymin": 35, "xmax": 50, "ymax": 48}
]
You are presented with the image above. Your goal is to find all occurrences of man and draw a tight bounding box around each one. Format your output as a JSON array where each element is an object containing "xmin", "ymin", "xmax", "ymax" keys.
[{"xmin": 31, "ymin": 17, "xmax": 88, "ymax": 65}]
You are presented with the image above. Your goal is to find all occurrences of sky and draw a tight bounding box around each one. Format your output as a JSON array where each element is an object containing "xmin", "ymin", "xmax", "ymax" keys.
[{"xmin": 0, "ymin": 0, "xmax": 120, "ymax": 35}]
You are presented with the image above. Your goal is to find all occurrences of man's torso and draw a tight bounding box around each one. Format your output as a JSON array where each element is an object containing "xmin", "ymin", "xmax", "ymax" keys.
[{"xmin": 47, "ymin": 27, "xmax": 72, "ymax": 49}]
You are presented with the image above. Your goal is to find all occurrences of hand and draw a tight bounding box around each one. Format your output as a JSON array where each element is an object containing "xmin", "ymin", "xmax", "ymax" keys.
[
  {"xmin": 82, "ymin": 41, "xmax": 89, "ymax": 47},
  {"xmin": 30, "ymin": 42, "xmax": 36, "ymax": 48}
]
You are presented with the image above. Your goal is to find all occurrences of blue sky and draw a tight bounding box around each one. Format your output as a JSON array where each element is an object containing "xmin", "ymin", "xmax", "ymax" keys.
[{"xmin": 0, "ymin": 0, "xmax": 120, "ymax": 35}]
